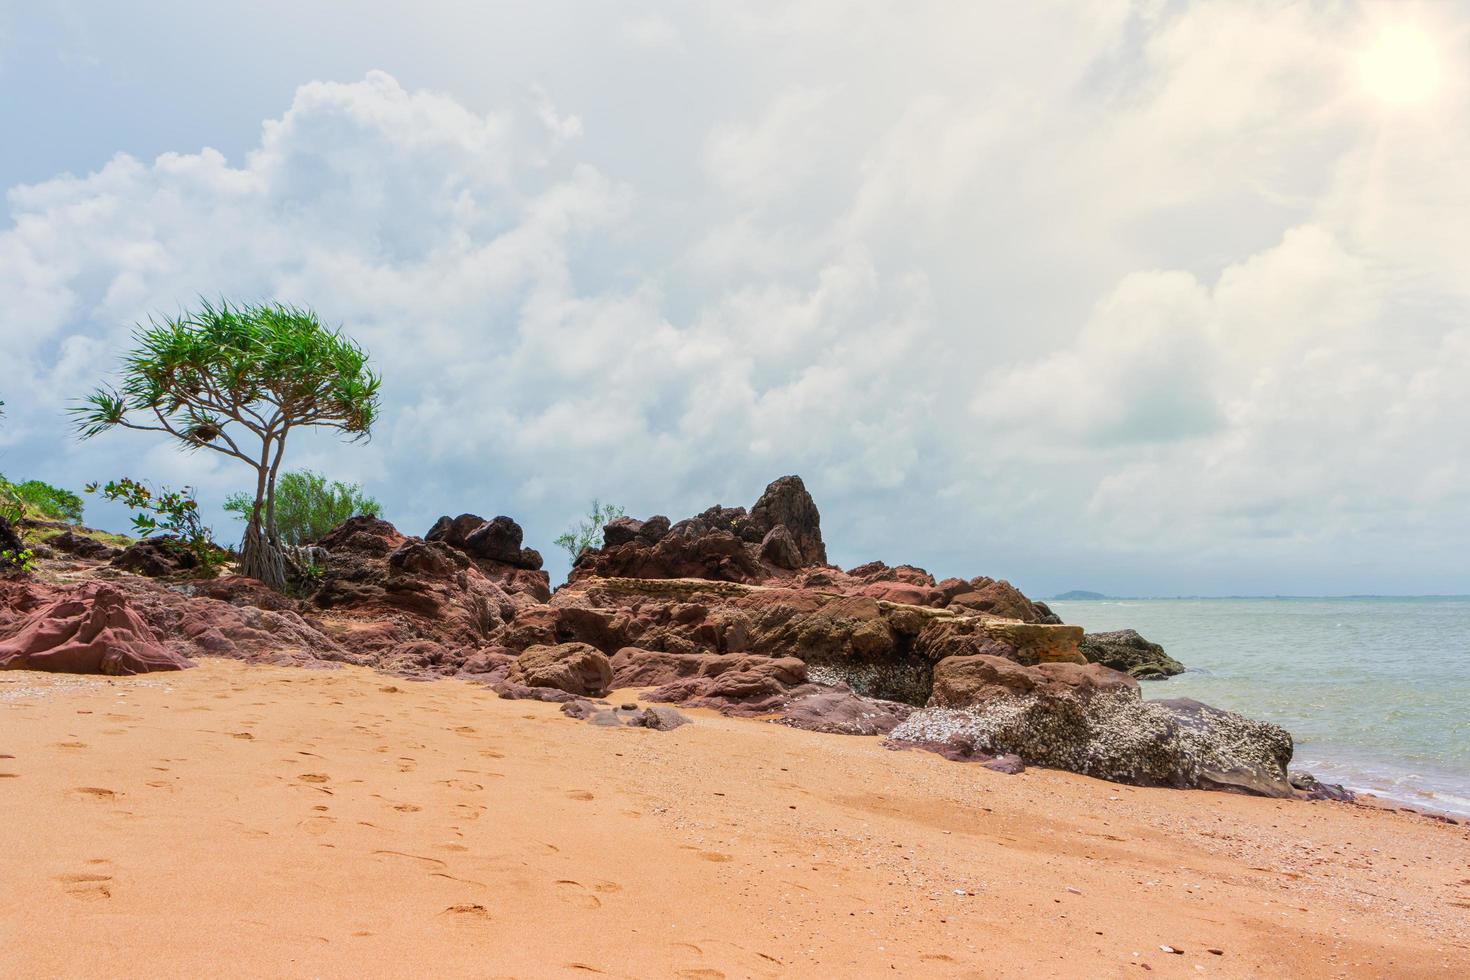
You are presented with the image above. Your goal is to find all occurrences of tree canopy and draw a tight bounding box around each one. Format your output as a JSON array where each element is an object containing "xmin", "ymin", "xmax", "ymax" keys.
[{"xmin": 74, "ymin": 300, "xmax": 381, "ymax": 588}]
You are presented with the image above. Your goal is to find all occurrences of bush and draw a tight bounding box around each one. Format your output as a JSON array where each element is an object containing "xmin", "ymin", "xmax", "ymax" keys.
[
  {"xmin": 87, "ymin": 478, "xmax": 226, "ymax": 575},
  {"xmin": 224, "ymin": 470, "xmax": 381, "ymax": 547},
  {"xmin": 554, "ymin": 499, "xmax": 624, "ymax": 564},
  {"xmin": 0, "ymin": 476, "xmax": 85, "ymax": 523}
]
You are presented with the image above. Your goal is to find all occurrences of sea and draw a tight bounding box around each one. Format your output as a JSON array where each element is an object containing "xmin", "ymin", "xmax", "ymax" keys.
[{"xmin": 1047, "ymin": 597, "xmax": 1470, "ymax": 816}]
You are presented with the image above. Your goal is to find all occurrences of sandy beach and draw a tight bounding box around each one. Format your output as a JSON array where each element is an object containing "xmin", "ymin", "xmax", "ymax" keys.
[{"xmin": 2, "ymin": 658, "xmax": 1466, "ymax": 978}]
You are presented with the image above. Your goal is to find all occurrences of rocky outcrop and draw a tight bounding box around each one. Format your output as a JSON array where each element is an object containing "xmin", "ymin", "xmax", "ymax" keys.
[
  {"xmin": 506, "ymin": 642, "xmax": 612, "ymax": 697},
  {"xmin": 569, "ymin": 476, "xmax": 827, "ymax": 584},
  {"xmin": 0, "ymin": 582, "xmax": 193, "ymax": 674},
  {"xmin": 887, "ymin": 657, "xmax": 1293, "ymax": 796},
  {"xmin": 610, "ymin": 647, "xmax": 809, "ymax": 714},
  {"xmin": 111, "ymin": 537, "xmax": 202, "ymax": 577},
  {"xmin": 309, "ymin": 515, "xmax": 547, "ymax": 665},
  {"xmin": 946, "ymin": 577, "xmax": 1050, "ymax": 622},
  {"xmin": 1080, "ymin": 629, "xmax": 1184, "ymax": 679},
  {"xmin": 749, "ymin": 475, "xmax": 826, "ymax": 566},
  {"xmin": 427, "ymin": 513, "xmax": 545, "ymax": 572},
  {"xmin": 43, "ymin": 530, "xmax": 121, "ymax": 560}
]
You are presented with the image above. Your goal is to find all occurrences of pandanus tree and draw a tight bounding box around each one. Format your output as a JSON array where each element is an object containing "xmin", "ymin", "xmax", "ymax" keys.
[{"xmin": 74, "ymin": 300, "xmax": 381, "ymax": 590}]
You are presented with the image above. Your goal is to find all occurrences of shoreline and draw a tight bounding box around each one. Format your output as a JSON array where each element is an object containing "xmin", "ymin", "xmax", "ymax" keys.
[
  {"xmin": 4, "ymin": 657, "xmax": 1468, "ymax": 977},
  {"xmin": 1055, "ymin": 596, "xmax": 1470, "ymax": 823}
]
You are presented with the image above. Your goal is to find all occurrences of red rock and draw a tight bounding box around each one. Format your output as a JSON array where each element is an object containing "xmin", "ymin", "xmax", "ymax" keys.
[
  {"xmin": 928, "ymin": 654, "xmax": 1136, "ymax": 708},
  {"xmin": 860, "ymin": 581, "xmax": 941, "ymax": 607},
  {"xmin": 947, "ymin": 577, "xmax": 1047, "ymax": 621},
  {"xmin": 0, "ymin": 582, "xmax": 193, "ymax": 675},
  {"xmin": 506, "ymin": 642, "xmax": 613, "ymax": 696}
]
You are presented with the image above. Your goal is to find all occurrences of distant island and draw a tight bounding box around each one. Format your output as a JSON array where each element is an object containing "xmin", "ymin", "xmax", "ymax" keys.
[{"xmin": 1051, "ymin": 589, "xmax": 1110, "ymax": 600}]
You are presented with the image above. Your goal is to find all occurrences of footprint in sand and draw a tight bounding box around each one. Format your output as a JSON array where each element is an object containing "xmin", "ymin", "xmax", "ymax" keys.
[
  {"xmin": 298, "ymin": 773, "xmax": 330, "ymax": 783},
  {"xmin": 56, "ymin": 872, "xmax": 113, "ymax": 900},
  {"xmin": 452, "ymin": 726, "xmax": 477, "ymax": 736},
  {"xmin": 555, "ymin": 880, "xmax": 604, "ymax": 910},
  {"xmin": 72, "ymin": 787, "xmax": 117, "ymax": 800},
  {"xmin": 479, "ymin": 749, "xmax": 505, "ymax": 759},
  {"xmin": 442, "ymin": 904, "xmax": 491, "ymax": 918},
  {"xmin": 0, "ymin": 773, "xmax": 17, "ymax": 779},
  {"xmin": 53, "ymin": 741, "xmax": 88, "ymax": 750},
  {"xmin": 373, "ymin": 850, "xmax": 448, "ymax": 869},
  {"xmin": 565, "ymin": 790, "xmax": 594, "ymax": 801},
  {"xmin": 436, "ymin": 779, "xmax": 483, "ymax": 792},
  {"xmin": 300, "ymin": 815, "xmax": 336, "ymax": 836},
  {"xmin": 675, "ymin": 970, "xmax": 725, "ymax": 980},
  {"xmin": 698, "ymin": 852, "xmax": 733, "ymax": 863},
  {"xmin": 393, "ymin": 803, "xmax": 423, "ymax": 813}
]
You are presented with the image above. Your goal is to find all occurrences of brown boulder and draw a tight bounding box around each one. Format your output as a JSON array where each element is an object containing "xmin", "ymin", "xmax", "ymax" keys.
[
  {"xmin": 749, "ymin": 475, "xmax": 826, "ymax": 566},
  {"xmin": 44, "ymin": 530, "xmax": 121, "ymax": 561},
  {"xmin": 609, "ymin": 647, "xmax": 808, "ymax": 714},
  {"xmin": 947, "ymin": 577, "xmax": 1046, "ymax": 622},
  {"xmin": 111, "ymin": 537, "xmax": 201, "ymax": 577},
  {"xmin": 774, "ymin": 688, "xmax": 914, "ymax": 735},
  {"xmin": 928, "ymin": 654, "xmax": 1136, "ymax": 708},
  {"xmin": 0, "ymin": 582, "xmax": 193, "ymax": 675},
  {"xmin": 759, "ymin": 525, "xmax": 802, "ymax": 570},
  {"xmin": 506, "ymin": 642, "xmax": 613, "ymax": 697}
]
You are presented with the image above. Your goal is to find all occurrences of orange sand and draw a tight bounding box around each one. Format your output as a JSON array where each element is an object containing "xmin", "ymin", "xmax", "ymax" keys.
[{"xmin": 2, "ymin": 658, "xmax": 1467, "ymax": 978}]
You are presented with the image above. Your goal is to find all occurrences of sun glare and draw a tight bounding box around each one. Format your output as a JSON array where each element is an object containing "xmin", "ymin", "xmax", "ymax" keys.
[{"xmin": 1358, "ymin": 24, "xmax": 1443, "ymax": 106}]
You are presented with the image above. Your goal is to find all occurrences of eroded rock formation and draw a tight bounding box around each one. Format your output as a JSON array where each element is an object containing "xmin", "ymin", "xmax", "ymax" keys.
[{"xmin": 1, "ymin": 474, "xmax": 1301, "ymax": 801}]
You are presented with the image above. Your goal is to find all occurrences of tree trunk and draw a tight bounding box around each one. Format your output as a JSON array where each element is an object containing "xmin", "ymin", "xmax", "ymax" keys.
[
  {"xmin": 241, "ymin": 445, "xmax": 286, "ymax": 590},
  {"xmin": 240, "ymin": 519, "xmax": 288, "ymax": 590}
]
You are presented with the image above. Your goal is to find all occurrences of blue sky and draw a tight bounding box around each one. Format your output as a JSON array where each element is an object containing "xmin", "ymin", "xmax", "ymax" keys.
[{"xmin": 2, "ymin": 1, "xmax": 1468, "ymax": 595}]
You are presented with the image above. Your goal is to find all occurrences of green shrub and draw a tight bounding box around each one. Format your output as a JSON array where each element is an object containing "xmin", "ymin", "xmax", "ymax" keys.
[
  {"xmin": 87, "ymin": 478, "xmax": 226, "ymax": 575},
  {"xmin": 0, "ymin": 546, "xmax": 37, "ymax": 574},
  {"xmin": 224, "ymin": 469, "xmax": 381, "ymax": 547},
  {"xmin": 0, "ymin": 478, "xmax": 85, "ymax": 523},
  {"xmin": 554, "ymin": 499, "xmax": 624, "ymax": 564},
  {"xmin": 0, "ymin": 484, "xmax": 23, "ymax": 526}
]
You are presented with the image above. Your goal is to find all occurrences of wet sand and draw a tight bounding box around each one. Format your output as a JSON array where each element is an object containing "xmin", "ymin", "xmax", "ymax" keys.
[{"xmin": 2, "ymin": 658, "xmax": 1467, "ymax": 978}]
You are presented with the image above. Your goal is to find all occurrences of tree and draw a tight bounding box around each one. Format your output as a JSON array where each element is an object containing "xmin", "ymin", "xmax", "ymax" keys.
[
  {"xmin": 553, "ymin": 499, "xmax": 624, "ymax": 564},
  {"xmin": 224, "ymin": 469, "xmax": 381, "ymax": 547},
  {"xmin": 74, "ymin": 300, "xmax": 381, "ymax": 590}
]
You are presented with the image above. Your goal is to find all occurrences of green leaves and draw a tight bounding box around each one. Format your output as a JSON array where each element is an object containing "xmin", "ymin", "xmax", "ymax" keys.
[
  {"xmin": 73, "ymin": 299, "xmax": 382, "ymax": 447},
  {"xmin": 87, "ymin": 478, "xmax": 226, "ymax": 574},
  {"xmin": 554, "ymin": 499, "xmax": 625, "ymax": 564},
  {"xmin": 224, "ymin": 469, "xmax": 382, "ymax": 546}
]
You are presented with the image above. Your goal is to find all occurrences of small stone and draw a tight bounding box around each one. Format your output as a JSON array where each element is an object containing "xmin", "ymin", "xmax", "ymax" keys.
[
  {"xmin": 1159, "ymin": 945, "xmax": 1183, "ymax": 955},
  {"xmin": 1207, "ymin": 949, "xmax": 1224, "ymax": 956},
  {"xmin": 1066, "ymin": 886, "xmax": 1083, "ymax": 895},
  {"xmin": 953, "ymin": 889, "xmax": 967, "ymax": 896},
  {"xmin": 620, "ymin": 702, "xmax": 638, "ymax": 711}
]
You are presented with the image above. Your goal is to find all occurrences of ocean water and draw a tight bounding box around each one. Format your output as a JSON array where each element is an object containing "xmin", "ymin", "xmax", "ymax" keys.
[{"xmin": 1048, "ymin": 597, "xmax": 1470, "ymax": 816}]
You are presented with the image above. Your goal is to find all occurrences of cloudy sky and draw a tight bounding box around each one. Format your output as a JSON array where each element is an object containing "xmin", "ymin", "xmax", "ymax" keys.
[{"xmin": 2, "ymin": 1, "xmax": 1467, "ymax": 596}]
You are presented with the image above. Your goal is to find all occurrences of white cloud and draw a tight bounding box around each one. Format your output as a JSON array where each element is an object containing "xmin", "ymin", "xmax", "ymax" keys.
[{"xmin": 2, "ymin": 0, "xmax": 1469, "ymax": 595}]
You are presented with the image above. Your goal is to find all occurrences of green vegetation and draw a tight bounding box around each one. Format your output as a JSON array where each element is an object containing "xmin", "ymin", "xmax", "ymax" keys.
[
  {"xmin": 0, "ymin": 475, "xmax": 84, "ymax": 523},
  {"xmin": 554, "ymin": 499, "xmax": 624, "ymax": 564},
  {"xmin": 87, "ymin": 478, "xmax": 226, "ymax": 574},
  {"xmin": 0, "ymin": 544, "xmax": 37, "ymax": 574},
  {"xmin": 74, "ymin": 299, "xmax": 381, "ymax": 590},
  {"xmin": 224, "ymin": 469, "xmax": 381, "ymax": 546}
]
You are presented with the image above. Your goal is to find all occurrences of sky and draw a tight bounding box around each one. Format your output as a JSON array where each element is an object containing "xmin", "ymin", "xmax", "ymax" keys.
[{"xmin": 1, "ymin": 0, "xmax": 1468, "ymax": 596}]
